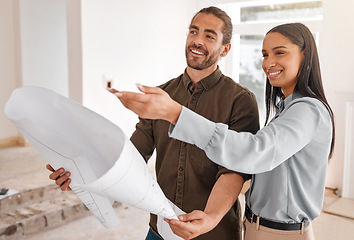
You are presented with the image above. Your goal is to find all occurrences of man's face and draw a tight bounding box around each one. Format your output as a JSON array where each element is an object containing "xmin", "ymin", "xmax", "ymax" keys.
[{"xmin": 185, "ymin": 13, "xmax": 226, "ymax": 71}]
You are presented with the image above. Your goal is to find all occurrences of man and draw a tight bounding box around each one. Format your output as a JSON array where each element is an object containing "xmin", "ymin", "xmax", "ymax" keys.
[{"xmin": 48, "ymin": 6, "xmax": 259, "ymax": 240}]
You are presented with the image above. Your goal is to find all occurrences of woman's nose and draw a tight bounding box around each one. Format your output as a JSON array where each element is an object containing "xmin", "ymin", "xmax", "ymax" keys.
[
  {"xmin": 268, "ymin": 62, "xmax": 276, "ymax": 68},
  {"xmin": 265, "ymin": 61, "xmax": 276, "ymax": 70}
]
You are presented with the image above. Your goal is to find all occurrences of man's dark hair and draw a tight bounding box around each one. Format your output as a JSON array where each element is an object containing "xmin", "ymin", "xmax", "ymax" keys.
[{"xmin": 191, "ymin": 6, "xmax": 233, "ymax": 45}]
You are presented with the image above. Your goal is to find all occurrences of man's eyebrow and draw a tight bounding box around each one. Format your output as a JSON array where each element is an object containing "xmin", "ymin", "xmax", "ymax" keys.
[
  {"xmin": 189, "ymin": 25, "xmax": 217, "ymax": 36},
  {"xmin": 189, "ymin": 25, "xmax": 199, "ymax": 30},
  {"xmin": 205, "ymin": 29, "xmax": 217, "ymax": 36}
]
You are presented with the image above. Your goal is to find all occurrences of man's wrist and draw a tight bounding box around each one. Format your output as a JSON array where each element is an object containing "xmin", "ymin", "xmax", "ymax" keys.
[
  {"xmin": 204, "ymin": 209, "xmax": 224, "ymax": 224},
  {"xmin": 201, "ymin": 210, "xmax": 222, "ymax": 233}
]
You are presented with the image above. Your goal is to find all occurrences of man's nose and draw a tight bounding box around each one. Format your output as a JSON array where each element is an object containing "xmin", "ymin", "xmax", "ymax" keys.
[{"xmin": 193, "ymin": 35, "xmax": 204, "ymax": 46}]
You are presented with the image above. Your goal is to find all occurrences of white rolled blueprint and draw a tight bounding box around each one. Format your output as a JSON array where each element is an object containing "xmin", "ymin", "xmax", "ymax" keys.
[{"xmin": 4, "ymin": 86, "xmax": 178, "ymax": 229}]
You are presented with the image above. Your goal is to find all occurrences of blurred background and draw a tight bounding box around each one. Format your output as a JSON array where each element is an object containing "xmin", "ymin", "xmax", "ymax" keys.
[{"xmin": 1, "ymin": 0, "xmax": 354, "ymax": 239}]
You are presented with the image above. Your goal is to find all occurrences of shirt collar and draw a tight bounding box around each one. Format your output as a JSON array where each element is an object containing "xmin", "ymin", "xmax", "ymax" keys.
[
  {"xmin": 182, "ymin": 66, "xmax": 222, "ymax": 92},
  {"xmin": 284, "ymin": 92, "xmax": 303, "ymax": 106},
  {"xmin": 274, "ymin": 91, "xmax": 304, "ymax": 118},
  {"xmin": 277, "ymin": 92, "xmax": 303, "ymax": 113}
]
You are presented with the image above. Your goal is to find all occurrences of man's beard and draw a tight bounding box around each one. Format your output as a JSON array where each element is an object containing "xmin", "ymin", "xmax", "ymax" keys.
[{"xmin": 185, "ymin": 44, "xmax": 221, "ymax": 70}]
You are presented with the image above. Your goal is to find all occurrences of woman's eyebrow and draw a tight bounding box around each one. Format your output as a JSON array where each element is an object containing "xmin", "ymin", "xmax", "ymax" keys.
[{"xmin": 272, "ymin": 46, "xmax": 287, "ymax": 50}]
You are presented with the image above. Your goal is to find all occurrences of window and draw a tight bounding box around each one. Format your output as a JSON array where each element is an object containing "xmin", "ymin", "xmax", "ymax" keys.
[{"xmin": 218, "ymin": 0, "xmax": 322, "ymax": 125}]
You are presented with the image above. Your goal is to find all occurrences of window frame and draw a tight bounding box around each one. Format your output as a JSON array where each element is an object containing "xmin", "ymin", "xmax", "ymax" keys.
[
  {"xmin": 220, "ymin": 0, "xmax": 323, "ymax": 79},
  {"xmin": 218, "ymin": 0, "xmax": 323, "ymax": 125}
]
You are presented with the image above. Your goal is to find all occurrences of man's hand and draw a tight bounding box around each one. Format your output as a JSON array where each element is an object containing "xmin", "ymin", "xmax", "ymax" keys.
[
  {"xmin": 46, "ymin": 164, "xmax": 72, "ymax": 191},
  {"xmin": 165, "ymin": 210, "xmax": 219, "ymax": 240},
  {"xmin": 107, "ymin": 84, "xmax": 182, "ymax": 125}
]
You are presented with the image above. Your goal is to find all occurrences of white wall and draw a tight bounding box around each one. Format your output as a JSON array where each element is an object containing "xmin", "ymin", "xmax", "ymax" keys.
[
  {"xmin": 0, "ymin": 0, "xmax": 20, "ymax": 139},
  {"xmin": 320, "ymin": 0, "xmax": 354, "ymax": 94},
  {"xmin": 0, "ymin": 0, "xmax": 199, "ymax": 140},
  {"xmin": 66, "ymin": 0, "xmax": 83, "ymax": 103},
  {"xmin": 320, "ymin": 0, "xmax": 354, "ymax": 194},
  {"xmin": 19, "ymin": 0, "xmax": 69, "ymax": 97},
  {"xmin": 81, "ymin": 0, "xmax": 198, "ymax": 136},
  {"xmin": 1, "ymin": 0, "xmax": 353, "ymax": 195},
  {"xmin": 0, "ymin": 0, "xmax": 70, "ymax": 141},
  {"xmin": 197, "ymin": 0, "xmax": 253, "ymax": 7}
]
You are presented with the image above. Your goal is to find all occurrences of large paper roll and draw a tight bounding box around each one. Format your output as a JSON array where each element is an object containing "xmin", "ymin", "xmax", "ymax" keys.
[{"xmin": 5, "ymin": 86, "xmax": 177, "ymax": 228}]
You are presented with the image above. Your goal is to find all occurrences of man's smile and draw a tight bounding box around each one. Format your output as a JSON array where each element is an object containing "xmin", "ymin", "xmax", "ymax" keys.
[{"xmin": 191, "ymin": 49, "xmax": 206, "ymax": 56}]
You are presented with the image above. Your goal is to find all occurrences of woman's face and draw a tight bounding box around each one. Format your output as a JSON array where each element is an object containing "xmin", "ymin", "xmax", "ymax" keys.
[{"xmin": 262, "ymin": 32, "xmax": 304, "ymax": 97}]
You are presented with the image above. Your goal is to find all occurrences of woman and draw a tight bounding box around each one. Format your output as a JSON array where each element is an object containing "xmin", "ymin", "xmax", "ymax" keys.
[{"xmin": 114, "ymin": 22, "xmax": 335, "ymax": 240}]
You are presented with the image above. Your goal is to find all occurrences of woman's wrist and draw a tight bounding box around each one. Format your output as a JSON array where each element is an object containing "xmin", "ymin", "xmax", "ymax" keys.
[{"xmin": 167, "ymin": 102, "xmax": 182, "ymax": 125}]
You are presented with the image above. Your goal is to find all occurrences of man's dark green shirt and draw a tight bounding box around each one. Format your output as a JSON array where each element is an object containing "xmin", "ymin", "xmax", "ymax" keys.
[{"xmin": 130, "ymin": 67, "xmax": 259, "ymax": 240}]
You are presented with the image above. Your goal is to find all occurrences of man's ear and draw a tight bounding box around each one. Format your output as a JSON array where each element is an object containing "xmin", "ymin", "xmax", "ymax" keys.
[{"xmin": 220, "ymin": 43, "xmax": 231, "ymax": 57}]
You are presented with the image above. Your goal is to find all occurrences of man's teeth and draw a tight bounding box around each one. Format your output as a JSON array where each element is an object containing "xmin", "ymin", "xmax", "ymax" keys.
[
  {"xmin": 191, "ymin": 49, "xmax": 204, "ymax": 55},
  {"xmin": 268, "ymin": 70, "xmax": 281, "ymax": 76}
]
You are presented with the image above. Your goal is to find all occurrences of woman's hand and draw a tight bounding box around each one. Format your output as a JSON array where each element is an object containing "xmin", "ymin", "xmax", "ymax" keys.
[
  {"xmin": 108, "ymin": 84, "xmax": 182, "ymax": 125},
  {"xmin": 165, "ymin": 210, "xmax": 219, "ymax": 240}
]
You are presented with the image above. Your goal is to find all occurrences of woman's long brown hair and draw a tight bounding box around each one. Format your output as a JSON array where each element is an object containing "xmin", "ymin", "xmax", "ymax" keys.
[{"xmin": 264, "ymin": 23, "xmax": 335, "ymax": 158}]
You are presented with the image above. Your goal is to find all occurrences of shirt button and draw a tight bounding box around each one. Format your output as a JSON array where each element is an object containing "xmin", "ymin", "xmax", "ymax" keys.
[
  {"xmin": 192, "ymin": 97, "xmax": 196, "ymax": 101},
  {"xmin": 205, "ymin": 84, "xmax": 209, "ymax": 89},
  {"xmin": 179, "ymin": 167, "xmax": 184, "ymax": 172},
  {"xmin": 182, "ymin": 142, "xmax": 186, "ymax": 147}
]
